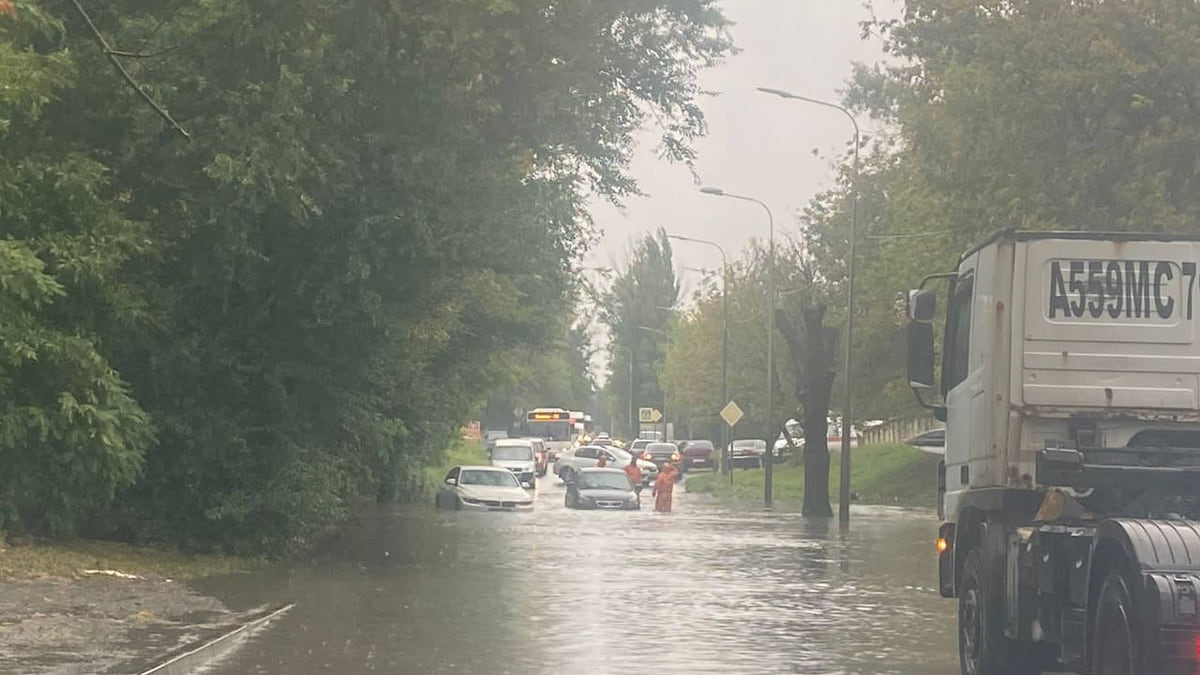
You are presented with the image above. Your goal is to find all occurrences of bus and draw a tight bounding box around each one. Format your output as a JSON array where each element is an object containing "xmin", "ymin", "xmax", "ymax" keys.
[{"xmin": 522, "ymin": 407, "xmax": 577, "ymax": 461}]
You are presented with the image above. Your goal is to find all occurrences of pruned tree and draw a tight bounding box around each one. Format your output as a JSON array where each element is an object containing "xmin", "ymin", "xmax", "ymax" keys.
[{"xmin": 775, "ymin": 302, "xmax": 839, "ymax": 517}]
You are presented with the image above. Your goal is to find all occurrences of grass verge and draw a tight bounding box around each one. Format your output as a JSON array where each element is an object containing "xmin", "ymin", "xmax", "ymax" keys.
[
  {"xmin": 0, "ymin": 538, "xmax": 255, "ymax": 581},
  {"xmin": 422, "ymin": 439, "xmax": 490, "ymax": 491},
  {"xmin": 685, "ymin": 443, "xmax": 941, "ymax": 509}
]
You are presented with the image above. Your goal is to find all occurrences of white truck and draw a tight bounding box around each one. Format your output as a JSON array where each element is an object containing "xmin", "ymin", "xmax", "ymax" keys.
[{"xmin": 906, "ymin": 230, "xmax": 1200, "ymax": 675}]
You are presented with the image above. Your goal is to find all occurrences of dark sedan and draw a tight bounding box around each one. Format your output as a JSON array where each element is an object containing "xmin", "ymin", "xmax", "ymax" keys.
[
  {"xmin": 564, "ymin": 468, "xmax": 640, "ymax": 510},
  {"xmin": 729, "ymin": 439, "xmax": 767, "ymax": 469},
  {"xmin": 678, "ymin": 439, "xmax": 715, "ymax": 470},
  {"xmin": 638, "ymin": 442, "xmax": 681, "ymax": 469}
]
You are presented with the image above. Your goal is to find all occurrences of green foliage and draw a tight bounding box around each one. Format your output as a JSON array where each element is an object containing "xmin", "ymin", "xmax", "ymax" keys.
[
  {"xmin": 784, "ymin": 0, "xmax": 1200, "ymax": 424},
  {"xmin": 603, "ymin": 229, "xmax": 680, "ymax": 437},
  {"xmin": 661, "ymin": 243, "xmax": 807, "ymax": 440},
  {"xmin": 684, "ymin": 443, "xmax": 940, "ymax": 509},
  {"xmin": 0, "ymin": 0, "xmax": 731, "ymax": 553},
  {"xmin": 0, "ymin": 4, "xmax": 150, "ymax": 536}
]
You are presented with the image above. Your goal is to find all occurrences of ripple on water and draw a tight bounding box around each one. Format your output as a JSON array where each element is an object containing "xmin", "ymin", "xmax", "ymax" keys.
[{"xmin": 200, "ymin": 482, "xmax": 959, "ymax": 675}]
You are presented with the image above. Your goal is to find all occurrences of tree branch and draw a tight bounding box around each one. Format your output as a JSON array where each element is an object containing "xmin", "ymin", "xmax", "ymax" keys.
[
  {"xmin": 108, "ymin": 45, "xmax": 179, "ymax": 59},
  {"xmin": 68, "ymin": 0, "xmax": 190, "ymax": 140}
]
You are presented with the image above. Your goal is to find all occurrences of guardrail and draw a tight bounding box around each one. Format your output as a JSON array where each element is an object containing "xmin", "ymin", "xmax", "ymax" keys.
[
  {"xmin": 860, "ymin": 418, "xmax": 940, "ymax": 446},
  {"xmin": 135, "ymin": 603, "xmax": 294, "ymax": 675}
]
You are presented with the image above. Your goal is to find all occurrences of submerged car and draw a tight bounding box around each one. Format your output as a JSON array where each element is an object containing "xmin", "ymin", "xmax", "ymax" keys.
[
  {"xmin": 564, "ymin": 468, "xmax": 640, "ymax": 510},
  {"xmin": 435, "ymin": 465, "xmax": 534, "ymax": 511},
  {"xmin": 490, "ymin": 438, "xmax": 538, "ymax": 488}
]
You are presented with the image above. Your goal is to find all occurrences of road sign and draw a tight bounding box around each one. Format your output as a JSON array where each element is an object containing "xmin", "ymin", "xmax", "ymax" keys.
[
  {"xmin": 719, "ymin": 400, "xmax": 744, "ymax": 427},
  {"xmin": 638, "ymin": 407, "xmax": 662, "ymax": 423}
]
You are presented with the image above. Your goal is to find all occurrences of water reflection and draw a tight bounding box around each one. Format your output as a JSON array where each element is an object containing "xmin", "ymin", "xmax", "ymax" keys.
[{"xmin": 199, "ymin": 481, "xmax": 958, "ymax": 674}]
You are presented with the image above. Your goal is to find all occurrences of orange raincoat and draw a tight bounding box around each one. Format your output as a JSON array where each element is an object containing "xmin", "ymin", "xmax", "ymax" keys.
[
  {"xmin": 653, "ymin": 464, "xmax": 677, "ymax": 512},
  {"xmin": 624, "ymin": 462, "xmax": 644, "ymax": 492}
]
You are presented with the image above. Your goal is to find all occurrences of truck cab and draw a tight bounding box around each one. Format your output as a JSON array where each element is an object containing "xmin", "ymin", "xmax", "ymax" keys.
[{"xmin": 906, "ymin": 230, "xmax": 1200, "ymax": 675}]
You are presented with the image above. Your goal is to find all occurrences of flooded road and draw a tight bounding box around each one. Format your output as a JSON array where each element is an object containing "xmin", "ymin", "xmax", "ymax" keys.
[{"xmin": 199, "ymin": 477, "xmax": 958, "ymax": 674}]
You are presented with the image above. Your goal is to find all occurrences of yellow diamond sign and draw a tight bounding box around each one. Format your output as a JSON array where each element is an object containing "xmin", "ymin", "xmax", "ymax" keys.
[{"xmin": 719, "ymin": 400, "xmax": 744, "ymax": 427}]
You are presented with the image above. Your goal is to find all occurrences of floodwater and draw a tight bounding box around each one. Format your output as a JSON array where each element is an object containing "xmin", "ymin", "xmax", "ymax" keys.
[{"xmin": 197, "ymin": 477, "xmax": 959, "ymax": 674}]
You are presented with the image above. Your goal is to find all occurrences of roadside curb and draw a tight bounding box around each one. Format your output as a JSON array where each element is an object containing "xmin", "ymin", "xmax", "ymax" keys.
[{"xmin": 133, "ymin": 602, "xmax": 294, "ymax": 675}]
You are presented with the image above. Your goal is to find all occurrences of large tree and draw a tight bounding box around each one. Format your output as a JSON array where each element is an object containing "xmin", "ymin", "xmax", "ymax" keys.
[
  {"xmin": 603, "ymin": 229, "xmax": 679, "ymax": 438},
  {"xmin": 0, "ymin": 0, "xmax": 733, "ymax": 552}
]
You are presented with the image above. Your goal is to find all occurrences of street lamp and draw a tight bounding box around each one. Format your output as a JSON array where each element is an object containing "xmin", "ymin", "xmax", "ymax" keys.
[
  {"xmin": 668, "ymin": 234, "xmax": 731, "ymax": 479},
  {"xmin": 758, "ymin": 85, "xmax": 861, "ymax": 526},
  {"xmin": 699, "ymin": 186, "xmax": 776, "ymax": 508},
  {"xmin": 638, "ymin": 325, "xmax": 673, "ymax": 439}
]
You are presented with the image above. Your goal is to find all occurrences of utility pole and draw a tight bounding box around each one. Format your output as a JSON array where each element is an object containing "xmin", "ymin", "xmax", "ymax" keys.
[
  {"xmin": 699, "ymin": 188, "xmax": 775, "ymax": 508},
  {"xmin": 669, "ymin": 237, "xmax": 730, "ymax": 476},
  {"xmin": 757, "ymin": 86, "xmax": 860, "ymax": 526}
]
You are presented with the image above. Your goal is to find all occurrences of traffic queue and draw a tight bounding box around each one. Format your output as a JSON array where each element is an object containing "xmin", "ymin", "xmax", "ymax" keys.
[{"xmin": 436, "ymin": 431, "xmax": 715, "ymax": 514}]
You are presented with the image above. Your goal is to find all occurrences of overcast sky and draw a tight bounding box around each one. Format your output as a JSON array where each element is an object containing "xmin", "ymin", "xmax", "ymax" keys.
[
  {"xmin": 584, "ymin": 1, "xmax": 899, "ymax": 382},
  {"xmin": 584, "ymin": 0, "xmax": 898, "ymax": 292}
]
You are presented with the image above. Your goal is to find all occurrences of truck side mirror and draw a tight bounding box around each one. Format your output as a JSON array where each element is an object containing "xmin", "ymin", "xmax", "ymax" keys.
[
  {"xmin": 907, "ymin": 321, "xmax": 936, "ymax": 390},
  {"xmin": 908, "ymin": 289, "xmax": 937, "ymax": 322}
]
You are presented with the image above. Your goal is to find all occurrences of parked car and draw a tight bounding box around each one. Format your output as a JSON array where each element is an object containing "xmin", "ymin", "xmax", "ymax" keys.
[
  {"xmin": 786, "ymin": 418, "xmax": 863, "ymax": 451},
  {"xmin": 729, "ymin": 439, "xmax": 767, "ymax": 469},
  {"xmin": 554, "ymin": 445, "xmax": 658, "ymax": 486},
  {"xmin": 678, "ymin": 439, "xmax": 716, "ymax": 470},
  {"xmin": 489, "ymin": 439, "xmax": 538, "ymax": 488},
  {"xmin": 564, "ymin": 468, "xmax": 640, "ymax": 510},
  {"xmin": 434, "ymin": 466, "xmax": 534, "ymax": 511},
  {"xmin": 904, "ymin": 427, "xmax": 945, "ymax": 454},
  {"xmin": 638, "ymin": 441, "xmax": 681, "ymax": 468}
]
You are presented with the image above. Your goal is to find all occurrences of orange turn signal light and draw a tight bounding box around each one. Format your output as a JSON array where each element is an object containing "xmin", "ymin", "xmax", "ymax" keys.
[{"xmin": 936, "ymin": 537, "xmax": 950, "ymax": 554}]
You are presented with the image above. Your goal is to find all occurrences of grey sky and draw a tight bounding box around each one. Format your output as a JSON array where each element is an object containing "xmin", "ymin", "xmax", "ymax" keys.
[{"xmin": 584, "ymin": 1, "xmax": 898, "ymax": 294}]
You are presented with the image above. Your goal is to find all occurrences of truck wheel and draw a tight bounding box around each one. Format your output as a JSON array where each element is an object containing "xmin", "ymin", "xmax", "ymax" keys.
[
  {"xmin": 1092, "ymin": 571, "xmax": 1141, "ymax": 675},
  {"xmin": 960, "ymin": 548, "xmax": 1040, "ymax": 675}
]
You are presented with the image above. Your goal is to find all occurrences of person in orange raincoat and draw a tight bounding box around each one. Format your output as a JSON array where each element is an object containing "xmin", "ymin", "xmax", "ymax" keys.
[
  {"xmin": 624, "ymin": 458, "xmax": 644, "ymax": 497},
  {"xmin": 652, "ymin": 462, "xmax": 677, "ymax": 512}
]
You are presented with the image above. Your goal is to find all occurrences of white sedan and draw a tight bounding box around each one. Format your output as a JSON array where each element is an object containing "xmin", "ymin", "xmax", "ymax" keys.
[{"xmin": 434, "ymin": 465, "xmax": 534, "ymax": 511}]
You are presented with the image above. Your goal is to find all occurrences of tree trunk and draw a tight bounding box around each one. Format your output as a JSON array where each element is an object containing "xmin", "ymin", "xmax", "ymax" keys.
[{"xmin": 776, "ymin": 304, "xmax": 838, "ymax": 517}]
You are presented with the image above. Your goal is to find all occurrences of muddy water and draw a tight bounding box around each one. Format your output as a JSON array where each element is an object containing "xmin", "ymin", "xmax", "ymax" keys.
[{"xmin": 198, "ymin": 480, "xmax": 959, "ymax": 674}]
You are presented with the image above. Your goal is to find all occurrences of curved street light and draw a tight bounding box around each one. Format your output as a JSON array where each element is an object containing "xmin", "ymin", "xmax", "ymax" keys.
[
  {"xmin": 758, "ymin": 85, "xmax": 861, "ymax": 527},
  {"xmin": 669, "ymin": 234, "xmax": 732, "ymax": 479},
  {"xmin": 699, "ymin": 186, "xmax": 776, "ymax": 508}
]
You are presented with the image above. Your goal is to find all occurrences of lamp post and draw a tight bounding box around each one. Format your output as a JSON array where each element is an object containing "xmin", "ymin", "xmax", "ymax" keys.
[
  {"xmin": 699, "ymin": 186, "xmax": 776, "ymax": 508},
  {"xmin": 668, "ymin": 234, "xmax": 731, "ymax": 478},
  {"xmin": 758, "ymin": 86, "xmax": 861, "ymax": 526},
  {"xmin": 638, "ymin": 325, "xmax": 672, "ymax": 440}
]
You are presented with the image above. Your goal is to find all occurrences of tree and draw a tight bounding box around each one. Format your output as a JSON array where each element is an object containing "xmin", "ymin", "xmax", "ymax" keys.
[
  {"xmin": 0, "ymin": 0, "xmax": 734, "ymax": 553},
  {"xmin": 794, "ymin": 0, "xmax": 1200, "ymax": 431},
  {"xmin": 0, "ymin": 2, "xmax": 151, "ymax": 535},
  {"xmin": 661, "ymin": 242, "xmax": 807, "ymax": 442},
  {"xmin": 603, "ymin": 230, "xmax": 679, "ymax": 438},
  {"xmin": 775, "ymin": 303, "xmax": 838, "ymax": 517}
]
